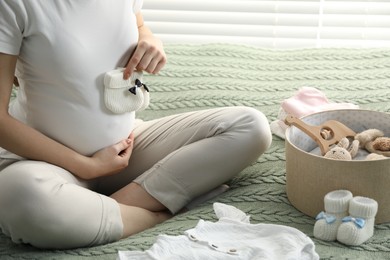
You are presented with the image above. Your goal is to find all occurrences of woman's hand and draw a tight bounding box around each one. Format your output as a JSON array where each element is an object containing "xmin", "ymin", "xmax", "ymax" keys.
[
  {"xmin": 123, "ymin": 13, "xmax": 167, "ymax": 79},
  {"xmin": 77, "ymin": 133, "xmax": 135, "ymax": 180}
]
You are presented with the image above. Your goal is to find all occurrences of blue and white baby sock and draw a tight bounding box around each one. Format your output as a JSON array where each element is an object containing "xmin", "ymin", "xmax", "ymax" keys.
[
  {"xmin": 313, "ymin": 190, "xmax": 353, "ymax": 241},
  {"xmin": 337, "ymin": 196, "xmax": 378, "ymax": 246},
  {"xmin": 313, "ymin": 190, "xmax": 378, "ymax": 246}
]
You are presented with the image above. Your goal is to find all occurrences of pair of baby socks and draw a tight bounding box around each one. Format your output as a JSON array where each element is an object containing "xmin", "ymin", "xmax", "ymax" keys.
[{"xmin": 313, "ymin": 190, "xmax": 378, "ymax": 246}]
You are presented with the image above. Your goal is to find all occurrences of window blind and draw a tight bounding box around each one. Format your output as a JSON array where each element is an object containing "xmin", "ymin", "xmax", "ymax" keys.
[{"xmin": 142, "ymin": 0, "xmax": 390, "ymax": 48}]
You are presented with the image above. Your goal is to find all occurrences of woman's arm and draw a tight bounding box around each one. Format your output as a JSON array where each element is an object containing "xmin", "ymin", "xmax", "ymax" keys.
[
  {"xmin": 0, "ymin": 53, "xmax": 134, "ymax": 179},
  {"xmin": 123, "ymin": 12, "xmax": 167, "ymax": 79}
]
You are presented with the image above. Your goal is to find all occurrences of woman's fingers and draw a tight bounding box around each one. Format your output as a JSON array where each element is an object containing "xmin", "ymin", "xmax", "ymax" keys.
[
  {"xmin": 115, "ymin": 138, "xmax": 132, "ymax": 153},
  {"xmin": 118, "ymin": 138, "xmax": 133, "ymax": 158},
  {"xmin": 123, "ymin": 38, "xmax": 166, "ymax": 79}
]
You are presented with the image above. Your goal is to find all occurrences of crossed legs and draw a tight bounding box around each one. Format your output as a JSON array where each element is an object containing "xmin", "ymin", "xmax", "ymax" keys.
[
  {"xmin": 0, "ymin": 106, "xmax": 271, "ymax": 248},
  {"xmin": 106, "ymin": 106, "xmax": 272, "ymax": 237}
]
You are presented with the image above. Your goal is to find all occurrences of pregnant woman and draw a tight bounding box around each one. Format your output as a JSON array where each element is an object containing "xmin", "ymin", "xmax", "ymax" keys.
[{"xmin": 0, "ymin": 0, "xmax": 272, "ymax": 249}]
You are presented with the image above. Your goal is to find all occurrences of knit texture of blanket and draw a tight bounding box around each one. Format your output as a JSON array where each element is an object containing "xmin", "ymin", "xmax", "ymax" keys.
[{"xmin": 2, "ymin": 44, "xmax": 390, "ymax": 260}]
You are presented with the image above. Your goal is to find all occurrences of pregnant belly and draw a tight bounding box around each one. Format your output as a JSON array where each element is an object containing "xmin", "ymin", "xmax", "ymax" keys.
[{"xmin": 30, "ymin": 107, "xmax": 135, "ymax": 156}]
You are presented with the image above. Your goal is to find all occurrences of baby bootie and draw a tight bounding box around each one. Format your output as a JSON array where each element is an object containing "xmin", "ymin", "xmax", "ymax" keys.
[
  {"xmin": 104, "ymin": 69, "xmax": 150, "ymax": 114},
  {"xmin": 337, "ymin": 196, "xmax": 378, "ymax": 246},
  {"xmin": 313, "ymin": 190, "xmax": 353, "ymax": 241}
]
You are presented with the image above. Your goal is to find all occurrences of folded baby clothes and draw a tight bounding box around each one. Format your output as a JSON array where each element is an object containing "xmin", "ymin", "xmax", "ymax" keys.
[
  {"xmin": 270, "ymin": 87, "xmax": 359, "ymax": 139},
  {"xmin": 117, "ymin": 203, "xmax": 319, "ymax": 260}
]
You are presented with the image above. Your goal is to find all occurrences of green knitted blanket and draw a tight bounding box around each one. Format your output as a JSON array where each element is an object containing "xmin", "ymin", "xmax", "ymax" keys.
[{"xmin": 2, "ymin": 44, "xmax": 390, "ymax": 260}]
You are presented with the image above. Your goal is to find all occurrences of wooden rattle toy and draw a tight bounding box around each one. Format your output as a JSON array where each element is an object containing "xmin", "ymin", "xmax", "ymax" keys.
[{"xmin": 284, "ymin": 115, "xmax": 356, "ymax": 155}]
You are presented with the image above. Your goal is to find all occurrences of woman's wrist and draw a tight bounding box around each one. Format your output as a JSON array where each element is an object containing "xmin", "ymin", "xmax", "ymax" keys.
[{"xmin": 65, "ymin": 152, "xmax": 95, "ymax": 180}]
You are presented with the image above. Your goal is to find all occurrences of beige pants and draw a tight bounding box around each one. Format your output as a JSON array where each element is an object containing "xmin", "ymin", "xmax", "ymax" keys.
[{"xmin": 0, "ymin": 106, "xmax": 271, "ymax": 249}]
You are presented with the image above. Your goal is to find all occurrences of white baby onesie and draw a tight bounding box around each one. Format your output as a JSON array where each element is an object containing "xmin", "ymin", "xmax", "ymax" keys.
[{"xmin": 117, "ymin": 203, "xmax": 320, "ymax": 260}]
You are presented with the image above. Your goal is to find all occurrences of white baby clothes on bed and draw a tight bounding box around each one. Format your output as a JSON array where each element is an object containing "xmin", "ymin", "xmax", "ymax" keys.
[
  {"xmin": 117, "ymin": 203, "xmax": 319, "ymax": 260},
  {"xmin": 270, "ymin": 87, "xmax": 359, "ymax": 139}
]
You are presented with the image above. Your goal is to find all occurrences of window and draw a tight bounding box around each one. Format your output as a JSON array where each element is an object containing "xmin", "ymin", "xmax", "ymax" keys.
[{"xmin": 142, "ymin": 0, "xmax": 390, "ymax": 48}]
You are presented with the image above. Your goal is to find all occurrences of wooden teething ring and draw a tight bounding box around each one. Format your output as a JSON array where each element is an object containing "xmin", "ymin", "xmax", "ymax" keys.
[{"xmin": 284, "ymin": 115, "xmax": 356, "ymax": 155}]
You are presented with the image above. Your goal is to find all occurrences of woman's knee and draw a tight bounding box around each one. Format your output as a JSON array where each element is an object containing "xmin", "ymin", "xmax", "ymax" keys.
[
  {"xmin": 0, "ymin": 161, "xmax": 93, "ymax": 248},
  {"xmin": 229, "ymin": 106, "xmax": 272, "ymax": 154},
  {"xmin": 0, "ymin": 162, "xmax": 63, "ymax": 243},
  {"xmin": 0, "ymin": 161, "xmax": 54, "ymax": 208}
]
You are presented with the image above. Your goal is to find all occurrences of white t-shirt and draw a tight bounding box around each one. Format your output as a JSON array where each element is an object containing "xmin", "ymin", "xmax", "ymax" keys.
[{"xmin": 0, "ymin": 0, "xmax": 143, "ymax": 157}]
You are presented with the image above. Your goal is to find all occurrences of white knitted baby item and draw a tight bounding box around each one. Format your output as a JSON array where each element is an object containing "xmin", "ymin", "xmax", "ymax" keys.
[
  {"xmin": 313, "ymin": 190, "xmax": 353, "ymax": 241},
  {"xmin": 337, "ymin": 196, "xmax": 378, "ymax": 246},
  {"xmin": 104, "ymin": 68, "xmax": 150, "ymax": 114}
]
